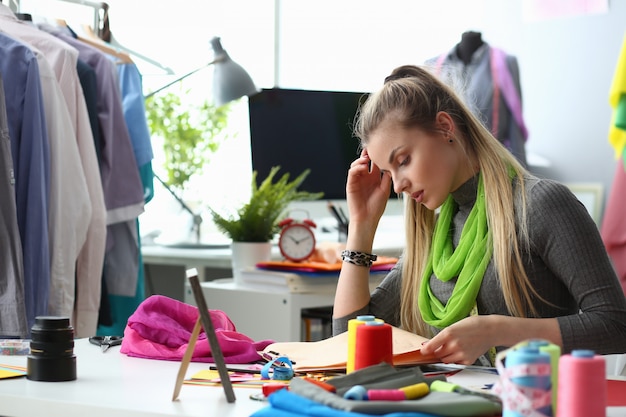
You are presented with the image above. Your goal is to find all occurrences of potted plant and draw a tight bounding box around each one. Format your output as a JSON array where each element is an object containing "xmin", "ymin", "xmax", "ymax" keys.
[{"xmin": 209, "ymin": 166, "xmax": 323, "ymax": 283}]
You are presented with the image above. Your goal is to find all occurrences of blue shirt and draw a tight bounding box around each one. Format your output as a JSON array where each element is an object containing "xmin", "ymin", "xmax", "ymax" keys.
[{"xmin": 0, "ymin": 32, "xmax": 51, "ymax": 330}]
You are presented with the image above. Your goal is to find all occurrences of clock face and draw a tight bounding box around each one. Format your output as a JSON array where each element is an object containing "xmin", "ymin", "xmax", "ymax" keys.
[{"xmin": 278, "ymin": 223, "xmax": 316, "ymax": 262}]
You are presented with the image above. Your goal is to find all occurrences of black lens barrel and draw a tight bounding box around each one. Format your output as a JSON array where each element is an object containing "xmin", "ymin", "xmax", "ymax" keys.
[{"xmin": 27, "ymin": 316, "xmax": 77, "ymax": 382}]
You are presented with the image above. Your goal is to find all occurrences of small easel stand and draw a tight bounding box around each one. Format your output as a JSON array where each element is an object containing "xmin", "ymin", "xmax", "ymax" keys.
[{"xmin": 172, "ymin": 269, "xmax": 236, "ymax": 403}]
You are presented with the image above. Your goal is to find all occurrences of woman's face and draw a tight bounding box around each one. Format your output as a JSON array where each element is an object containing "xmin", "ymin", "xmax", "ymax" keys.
[{"xmin": 366, "ymin": 113, "xmax": 472, "ymax": 210}]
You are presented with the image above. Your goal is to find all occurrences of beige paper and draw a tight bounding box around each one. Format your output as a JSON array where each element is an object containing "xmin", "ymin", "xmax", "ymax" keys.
[{"xmin": 264, "ymin": 325, "xmax": 435, "ymax": 372}]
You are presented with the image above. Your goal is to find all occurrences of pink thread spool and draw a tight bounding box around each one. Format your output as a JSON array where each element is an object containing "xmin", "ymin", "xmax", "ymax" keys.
[
  {"xmin": 354, "ymin": 322, "xmax": 393, "ymax": 371},
  {"xmin": 367, "ymin": 389, "xmax": 406, "ymax": 401},
  {"xmin": 556, "ymin": 350, "xmax": 606, "ymax": 417}
]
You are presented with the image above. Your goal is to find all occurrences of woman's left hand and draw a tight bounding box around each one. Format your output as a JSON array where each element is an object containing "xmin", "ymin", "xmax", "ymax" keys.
[
  {"xmin": 419, "ymin": 315, "xmax": 498, "ymax": 365},
  {"xmin": 419, "ymin": 315, "xmax": 563, "ymax": 365}
]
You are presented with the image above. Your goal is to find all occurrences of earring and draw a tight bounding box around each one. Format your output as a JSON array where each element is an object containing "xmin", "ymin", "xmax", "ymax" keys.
[{"xmin": 449, "ymin": 138, "xmax": 454, "ymax": 143}]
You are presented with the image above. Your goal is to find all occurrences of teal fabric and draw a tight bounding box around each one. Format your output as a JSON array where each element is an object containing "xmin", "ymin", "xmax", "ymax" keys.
[
  {"xmin": 615, "ymin": 94, "xmax": 626, "ymax": 131},
  {"xmin": 97, "ymin": 219, "xmax": 145, "ymax": 336},
  {"xmin": 97, "ymin": 163, "xmax": 153, "ymax": 336}
]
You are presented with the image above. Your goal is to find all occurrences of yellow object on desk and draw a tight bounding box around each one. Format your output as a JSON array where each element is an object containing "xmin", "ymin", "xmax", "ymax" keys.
[{"xmin": 0, "ymin": 364, "xmax": 26, "ymax": 379}]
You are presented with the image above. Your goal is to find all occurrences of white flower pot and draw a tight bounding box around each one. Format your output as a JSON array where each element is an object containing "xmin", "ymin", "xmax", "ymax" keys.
[{"xmin": 230, "ymin": 241, "xmax": 272, "ymax": 285}]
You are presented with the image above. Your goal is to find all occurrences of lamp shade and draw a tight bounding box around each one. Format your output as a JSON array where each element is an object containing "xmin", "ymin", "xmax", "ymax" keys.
[{"xmin": 210, "ymin": 37, "xmax": 259, "ymax": 107}]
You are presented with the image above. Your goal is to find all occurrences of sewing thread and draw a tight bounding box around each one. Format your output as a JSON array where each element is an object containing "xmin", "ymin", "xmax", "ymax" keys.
[
  {"xmin": 367, "ymin": 389, "xmax": 406, "ymax": 401},
  {"xmin": 346, "ymin": 315, "xmax": 374, "ymax": 373},
  {"xmin": 527, "ymin": 340, "xmax": 560, "ymax": 414},
  {"xmin": 399, "ymin": 382, "xmax": 430, "ymax": 399},
  {"xmin": 354, "ymin": 321, "xmax": 393, "ymax": 371},
  {"xmin": 495, "ymin": 345, "xmax": 553, "ymax": 417},
  {"xmin": 346, "ymin": 315, "xmax": 380, "ymax": 373},
  {"xmin": 556, "ymin": 350, "xmax": 606, "ymax": 417},
  {"xmin": 344, "ymin": 385, "xmax": 367, "ymax": 400}
]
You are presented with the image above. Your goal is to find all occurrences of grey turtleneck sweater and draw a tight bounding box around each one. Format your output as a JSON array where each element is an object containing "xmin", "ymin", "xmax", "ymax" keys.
[{"xmin": 333, "ymin": 175, "xmax": 626, "ymax": 355}]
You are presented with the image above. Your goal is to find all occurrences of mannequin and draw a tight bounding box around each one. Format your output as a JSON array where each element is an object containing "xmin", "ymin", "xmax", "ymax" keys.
[
  {"xmin": 426, "ymin": 31, "xmax": 528, "ymax": 166},
  {"xmin": 456, "ymin": 31, "xmax": 484, "ymax": 65}
]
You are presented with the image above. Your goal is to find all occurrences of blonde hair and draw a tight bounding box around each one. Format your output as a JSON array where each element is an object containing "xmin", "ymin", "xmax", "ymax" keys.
[{"xmin": 354, "ymin": 65, "xmax": 538, "ymax": 336}]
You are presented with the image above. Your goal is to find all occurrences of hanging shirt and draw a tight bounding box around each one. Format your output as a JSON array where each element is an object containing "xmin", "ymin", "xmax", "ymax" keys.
[
  {"xmin": 31, "ymin": 23, "xmax": 108, "ymax": 338},
  {"xmin": 426, "ymin": 43, "xmax": 528, "ymax": 166},
  {"xmin": 102, "ymin": 62, "xmax": 155, "ymax": 298},
  {"xmin": 52, "ymin": 31, "xmax": 145, "ymax": 226},
  {"xmin": 0, "ymin": 6, "xmax": 105, "ymax": 337},
  {"xmin": 0, "ymin": 72, "xmax": 28, "ymax": 337},
  {"xmin": 0, "ymin": 31, "xmax": 50, "ymax": 332}
]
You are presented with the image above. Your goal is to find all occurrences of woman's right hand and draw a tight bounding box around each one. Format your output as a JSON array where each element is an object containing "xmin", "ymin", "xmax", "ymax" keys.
[{"xmin": 346, "ymin": 149, "xmax": 392, "ymax": 228}]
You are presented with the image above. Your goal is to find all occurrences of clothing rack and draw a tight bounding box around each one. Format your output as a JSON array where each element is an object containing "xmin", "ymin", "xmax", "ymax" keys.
[
  {"xmin": 53, "ymin": 0, "xmax": 109, "ymax": 38},
  {"xmin": 6, "ymin": 0, "xmax": 18, "ymax": 12},
  {"xmin": 13, "ymin": 0, "xmax": 174, "ymax": 74}
]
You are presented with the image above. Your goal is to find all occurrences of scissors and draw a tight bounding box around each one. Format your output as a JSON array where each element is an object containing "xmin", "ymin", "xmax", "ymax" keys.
[{"xmin": 89, "ymin": 336, "xmax": 123, "ymax": 352}]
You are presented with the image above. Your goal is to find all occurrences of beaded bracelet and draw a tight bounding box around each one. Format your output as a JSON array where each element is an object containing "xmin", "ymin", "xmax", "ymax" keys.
[{"xmin": 340, "ymin": 250, "xmax": 378, "ymax": 267}]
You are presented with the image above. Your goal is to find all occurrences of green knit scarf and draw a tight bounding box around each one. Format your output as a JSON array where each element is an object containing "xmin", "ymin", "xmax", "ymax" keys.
[{"xmin": 418, "ymin": 173, "xmax": 493, "ymax": 329}]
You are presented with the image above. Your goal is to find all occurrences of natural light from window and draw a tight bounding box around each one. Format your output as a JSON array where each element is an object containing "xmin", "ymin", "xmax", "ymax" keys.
[{"xmin": 20, "ymin": 0, "xmax": 487, "ymax": 245}]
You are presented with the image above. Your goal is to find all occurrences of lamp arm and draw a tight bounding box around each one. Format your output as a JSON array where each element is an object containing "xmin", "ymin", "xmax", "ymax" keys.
[{"xmin": 144, "ymin": 56, "xmax": 225, "ymax": 100}]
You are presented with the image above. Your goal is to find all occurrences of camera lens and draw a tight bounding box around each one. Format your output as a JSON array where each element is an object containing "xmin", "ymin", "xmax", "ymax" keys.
[{"xmin": 27, "ymin": 316, "xmax": 77, "ymax": 382}]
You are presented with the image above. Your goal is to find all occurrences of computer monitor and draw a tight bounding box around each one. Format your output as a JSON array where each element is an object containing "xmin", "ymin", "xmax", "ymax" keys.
[{"xmin": 248, "ymin": 87, "xmax": 369, "ymax": 200}]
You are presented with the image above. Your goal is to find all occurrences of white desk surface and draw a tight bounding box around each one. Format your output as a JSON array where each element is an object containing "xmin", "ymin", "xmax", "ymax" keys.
[
  {"xmin": 3, "ymin": 339, "xmax": 624, "ymax": 417},
  {"xmin": 0, "ymin": 338, "xmax": 265, "ymax": 417}
]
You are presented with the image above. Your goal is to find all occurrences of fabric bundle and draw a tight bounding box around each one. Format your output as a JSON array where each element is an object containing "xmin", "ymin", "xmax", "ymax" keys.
[{"xmin": 120, "ymin": 295, "xmax": 273, "ymax": 363}]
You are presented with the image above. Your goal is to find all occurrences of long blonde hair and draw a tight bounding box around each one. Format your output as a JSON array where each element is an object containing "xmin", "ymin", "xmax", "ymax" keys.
[{"xmin": 353, "ymin": 65, "xmax": 538, "ymax": 336}]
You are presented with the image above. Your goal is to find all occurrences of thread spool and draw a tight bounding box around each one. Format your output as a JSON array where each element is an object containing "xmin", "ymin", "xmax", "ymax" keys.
[
  {"xmin": 354, "ymin": 322, "xmax": 393, "ymax": 371},
  {"xmin": 528, "ymin": 340, "xmax": 560, "ymax": 414},
  {"xmin": 344, "ymin": 385, "xmax": 368, "ymax": 400},
  {"xmin": 262, "ymin": 382, "xmax": 287, "ymax": 397},
  {"xmin": 556, "ymin": 350, "xmax": 606, "ymax": 417},
  {"xmin": 367, "ymin": 389, "xmax": 406, "ymax": 401},
  {"xmin": 399, "ymin": 382, "xmax": 430, "ymax": 400},
  {"xmin": 346, "ymin": 315, "xmax": 381, "ymax": 373},
  {"xmin": 502, "ymin": 346, "xmax": 552, "ymax": 417}
]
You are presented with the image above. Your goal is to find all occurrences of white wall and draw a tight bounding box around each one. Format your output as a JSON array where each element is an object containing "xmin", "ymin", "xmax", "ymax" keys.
[{"xmin": 481, "ymin": 0, "xmax": 625, "ymax": 216}]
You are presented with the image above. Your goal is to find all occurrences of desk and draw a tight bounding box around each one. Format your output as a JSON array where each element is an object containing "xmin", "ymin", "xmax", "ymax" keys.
[
  {"xmin": 0, "ymin": 338, "xmax": 264, "ymax": 417},
  {"xmin": 2, "ymin": 340, "xmax": 625, "ymax": 417}
]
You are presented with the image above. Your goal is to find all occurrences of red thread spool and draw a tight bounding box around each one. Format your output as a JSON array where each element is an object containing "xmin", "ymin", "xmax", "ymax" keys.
[
  {"xmin": 354, "ymin": 322, "xmax": 393, "ymax": 371},
  {"xmin": 262, "ymin": 382, "xmax": 288, "ymax": 397},
  {"xmin": 556, "ymin": 350, "xmax": 606, "ymax": 417}
]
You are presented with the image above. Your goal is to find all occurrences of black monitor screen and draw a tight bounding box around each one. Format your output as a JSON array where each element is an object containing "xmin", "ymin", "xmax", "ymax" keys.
[{"xmin": 248, "ymin": 88, "xmax": 369, "ymax": 200}]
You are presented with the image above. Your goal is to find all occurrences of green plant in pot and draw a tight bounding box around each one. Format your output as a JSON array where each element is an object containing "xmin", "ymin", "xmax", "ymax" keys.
[
  {"xmin": 209, "ymin": 166, "xmax": 323, "ymax": 283},
  {"xmin": 209, "ymin": 166, "xmax": 324, "ymax": 243}
]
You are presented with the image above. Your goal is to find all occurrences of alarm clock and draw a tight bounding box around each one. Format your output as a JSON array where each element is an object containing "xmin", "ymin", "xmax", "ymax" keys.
[{"xmin": 277, "ymin": 217, "xmax": 317, "ymax": 262}]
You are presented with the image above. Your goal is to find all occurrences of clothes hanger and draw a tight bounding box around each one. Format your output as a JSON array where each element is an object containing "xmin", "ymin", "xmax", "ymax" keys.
[{"xmin": 75, "ymin": 22, "xmax": 134, "ymax": 64}]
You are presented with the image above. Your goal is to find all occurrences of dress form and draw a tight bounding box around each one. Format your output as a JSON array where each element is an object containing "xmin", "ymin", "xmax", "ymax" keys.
[{"xmin": 456, "ymin": 31, "xmax": 484, "ymax": 65}]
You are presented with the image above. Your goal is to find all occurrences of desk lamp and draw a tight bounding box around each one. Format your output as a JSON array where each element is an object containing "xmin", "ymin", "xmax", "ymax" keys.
[{"xmin": 145, "ymin": 37, "xmax": 258, "ymax": 244}]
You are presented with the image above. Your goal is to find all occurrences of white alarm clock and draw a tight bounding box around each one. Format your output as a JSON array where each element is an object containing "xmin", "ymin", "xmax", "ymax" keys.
[{"xmin": 277, "ymin": 217, "xmax": 317, "ymax": 262}]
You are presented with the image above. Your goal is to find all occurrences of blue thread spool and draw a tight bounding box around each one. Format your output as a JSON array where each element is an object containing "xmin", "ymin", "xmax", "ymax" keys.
[
  {"xmin": 344, "ymin": 385, "xmax": 368, "ymax": 400},
  {"xmin": 528, "ymin": 339, "xmax": 560, "ymax": 414},
  {"xmin": 503, "ymin": 346, "xmax": 552, "ymax": 417}
]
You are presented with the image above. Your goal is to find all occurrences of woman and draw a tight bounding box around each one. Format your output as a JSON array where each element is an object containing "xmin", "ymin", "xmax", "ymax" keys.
[{"xmin": 333, "ymin": 65, "xmax": 626, "ymax": 365}]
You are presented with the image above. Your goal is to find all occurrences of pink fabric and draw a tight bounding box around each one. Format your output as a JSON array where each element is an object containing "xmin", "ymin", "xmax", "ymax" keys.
[
  {"xmin": 120, "ymin": 295, "xmax": 274, "ymax": 363},
  {"xmin": 601, "ymin": 162, "xmax": 626, "ymax": 295}
]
